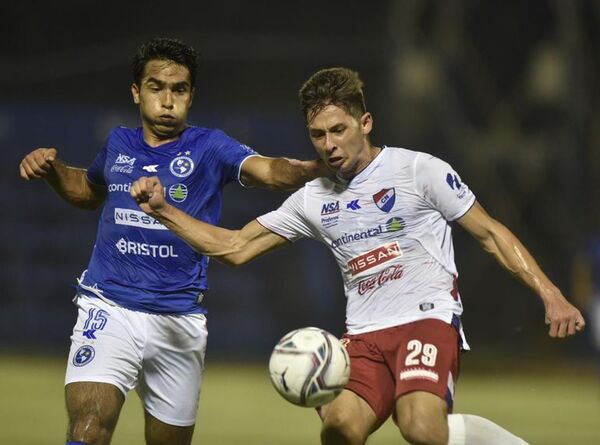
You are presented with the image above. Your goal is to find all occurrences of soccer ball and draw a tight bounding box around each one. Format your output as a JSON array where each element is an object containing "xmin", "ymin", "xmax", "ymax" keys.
[{"xmin": 268, "ymin": 327, "xmax": 350, "ymax": 407}]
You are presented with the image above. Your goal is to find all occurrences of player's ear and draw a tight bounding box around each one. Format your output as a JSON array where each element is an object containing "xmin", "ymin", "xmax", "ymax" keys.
[
  {"xmin": 189, "ymin": 87, "xmax": 195, "ymax": 107},
  {"xmin": 131, "ymin": 83, "xmax": 140, "ymax": 104},
  {"xmin": 361, "ymin": 112, "xmax": 373, "ymax": 135}
]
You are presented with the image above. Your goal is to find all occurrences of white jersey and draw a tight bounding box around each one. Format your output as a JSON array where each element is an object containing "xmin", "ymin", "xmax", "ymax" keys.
[{"xmin": 257, "ymin": 146, "xmax": 476, "ymax": 336}]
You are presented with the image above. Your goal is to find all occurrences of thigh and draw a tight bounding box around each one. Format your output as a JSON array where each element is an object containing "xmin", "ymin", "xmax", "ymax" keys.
[
  {"xmin": 320, "ymin": 389, "xmax": 379, "ymax": 441},
  {"xmin": 386, "ymin": 318, "xmax": 460, "ymax": 411},
  {"xmin": 145, "ymin": 410, "xmax": 195, "ymax": 445},
  {"xmin": 65, "ymin": 295, "xmax": 143, "ymax": 395},
  {"xmin": 138, "ymin": 313, "xmax": 208, "ymax": 427},
  {"xmin": 65, "ymin": 381, "xmax": 124, "ymax": 442},
  {"xmin": 395, "ymin": 391, "xmax": 448, "ymax": 444},
  {"xmin": 341, "ymin": 334, "xmax": 396, "ymax": 428}
]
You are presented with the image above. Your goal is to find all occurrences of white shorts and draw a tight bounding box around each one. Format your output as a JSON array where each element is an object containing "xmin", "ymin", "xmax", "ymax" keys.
[{"xmin": 65, "ymin": 294, "xmax": 208, "ymax": 426}]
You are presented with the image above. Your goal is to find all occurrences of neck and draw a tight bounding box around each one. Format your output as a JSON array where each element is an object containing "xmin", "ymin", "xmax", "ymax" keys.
[
  {"xmin": 339, "ymin": 145, "xmax": 381, "ymax": 180},
  {"xmin": 143, "ymin": 126, "xmax": 184, "ymax": 148}
]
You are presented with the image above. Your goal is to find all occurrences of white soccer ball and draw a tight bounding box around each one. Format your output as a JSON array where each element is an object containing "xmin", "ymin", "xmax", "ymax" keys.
[{"xmin": 268, "ymin": 327, "xmax": 350, "ymax": 407}]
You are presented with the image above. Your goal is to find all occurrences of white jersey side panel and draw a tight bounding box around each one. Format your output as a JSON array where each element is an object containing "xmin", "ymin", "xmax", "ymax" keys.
[{"xmin": 258, "ymin": 147, "xmax": 475, "ymax": 335}]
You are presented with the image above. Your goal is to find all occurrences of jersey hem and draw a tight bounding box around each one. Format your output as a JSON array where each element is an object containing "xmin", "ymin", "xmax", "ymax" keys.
[{"xmin": 346, "ymin": 312, "xmax": 456, "ymax": 335}]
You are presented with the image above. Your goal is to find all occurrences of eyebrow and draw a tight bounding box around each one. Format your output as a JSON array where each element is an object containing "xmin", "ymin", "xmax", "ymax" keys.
[
  {"xmin": 309, "ymin": 123, "xmax": 345, "ymax": 133},
  {"xmin": 144, "ymin": 78, "xmax": 190, "ymax": 89}
]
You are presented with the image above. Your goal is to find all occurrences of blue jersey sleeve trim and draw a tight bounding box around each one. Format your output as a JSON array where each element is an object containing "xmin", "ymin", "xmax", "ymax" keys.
[{"xmin": 237, "ymin": 154, "xmax": 264, "ymax": 188}]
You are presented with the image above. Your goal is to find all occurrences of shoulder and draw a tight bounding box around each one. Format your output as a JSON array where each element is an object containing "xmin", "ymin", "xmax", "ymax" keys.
[
  {"xmin": 180, "ymin": 125, "xmax": 213, "ymax": 143},
  {"xmin": 184, "ymin": 126, "xmax": 247, "ymax": 150},
  {"xmin": 104, "ymin": 126, "xmax": 139, "ymax": 151},
  {"xmin": 305, "ymin": 177, "xmax": 337, "ymax": 192}
]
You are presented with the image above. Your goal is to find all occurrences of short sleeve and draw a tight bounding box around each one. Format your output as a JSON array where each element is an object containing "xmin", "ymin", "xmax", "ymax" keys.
[
  {"xmin": 414, "ymin": 154, "xmax": 476, "ymax": 221},
  {"xmin": 86, "ymin": 147, "xmax": 107, "ymax": 186},
  {"xmin": 257, "ymin": 188, "xmax": 317, "ymax": 242},
  {"xmin": 208, "ymin": 130, "xmax": 258, "ymax": 184}
]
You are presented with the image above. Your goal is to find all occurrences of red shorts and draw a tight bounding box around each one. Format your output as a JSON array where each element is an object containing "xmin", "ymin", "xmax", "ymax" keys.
[{"xmin": 342, "ymin": 318, "xmax": 461, "ymax": 426}]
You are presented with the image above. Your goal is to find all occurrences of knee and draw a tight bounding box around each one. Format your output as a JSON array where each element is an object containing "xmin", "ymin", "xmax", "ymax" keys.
[
  {"xmin": 321, "ymin": 409, "xmax": 367, "ymax": 445},
  {"xmin": 397, "ymin": 410, "xmax": 447, "ymax": 445},
  {"xmin": 69, "ymin": 412, "xmax": 112, "ymax": 444}
]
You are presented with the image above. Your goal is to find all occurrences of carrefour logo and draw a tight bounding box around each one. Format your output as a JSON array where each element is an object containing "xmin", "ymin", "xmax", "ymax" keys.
[
  {"xmin": 114, "ymin": 208, "xmax": 167, "ymax": 230},
  {"xmin": 115, "ymin": 238, "xmax": 178, "ymax": 258}
]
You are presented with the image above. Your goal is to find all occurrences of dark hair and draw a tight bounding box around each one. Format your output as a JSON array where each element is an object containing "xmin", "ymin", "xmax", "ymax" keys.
[
  {"xmin": 299, "ymin": 67, "xmax": 367, "ymax": 122},
  {"xmin": 132, "ymin": 37, "xmax": 198, "ymax": 86}
]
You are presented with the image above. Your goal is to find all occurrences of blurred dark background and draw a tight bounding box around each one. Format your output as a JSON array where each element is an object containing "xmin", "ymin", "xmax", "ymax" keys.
[{"xmin": 1, "ymin": 0, "xmax": 598, "ymax": 364}]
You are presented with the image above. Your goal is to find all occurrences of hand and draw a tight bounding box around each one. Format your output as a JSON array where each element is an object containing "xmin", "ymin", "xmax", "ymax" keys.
[
  {"xmin": 19, "ymin": 148, "xmax": 58, "ymax": 180},
  {"xmin": 544, "ymin": 294, "xmax": 586, "ymax": 338},
  {"xmin": 286, "ymin": 158, "xmax": 335, "ymax": 179},
  {"xmin": 130, "ymin": 176, "xmax": 167, "ymax": 217}
]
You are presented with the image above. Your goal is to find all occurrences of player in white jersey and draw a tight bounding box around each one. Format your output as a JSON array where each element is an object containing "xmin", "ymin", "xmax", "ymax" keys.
[{"xmin": 130, "ymin": 67, "xmax": 585, "ymax": 445}]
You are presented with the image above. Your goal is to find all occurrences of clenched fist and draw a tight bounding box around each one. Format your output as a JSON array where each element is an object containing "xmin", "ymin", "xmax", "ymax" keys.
[{"xmin": 19, "ymin": 148, "xmax": 58, "ymax": 180}]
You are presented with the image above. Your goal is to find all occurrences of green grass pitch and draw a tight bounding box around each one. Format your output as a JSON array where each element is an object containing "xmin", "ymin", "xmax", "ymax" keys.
[{"xmin": 0, "ymin": 355, "xmax": 598, "ymax": 444}]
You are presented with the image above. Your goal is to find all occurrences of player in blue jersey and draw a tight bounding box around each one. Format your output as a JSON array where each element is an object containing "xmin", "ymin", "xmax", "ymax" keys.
[
  {"xmin": 19, "ymin": 38, "xmax": 329, "ymax": 445},
  {"xmin": 130, "ymin": 67, "xmax": 585, "ymax": 445}
]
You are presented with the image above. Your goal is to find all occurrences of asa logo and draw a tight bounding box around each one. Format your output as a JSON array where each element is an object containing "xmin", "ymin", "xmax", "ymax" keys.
[
  {"xmin": 115, "ymin": 154, "xmax": 136, "ymax": 165},
  {"xmin": 321, "ymin": 201, "xmax": 340, "ymax": 215},
  {"xmin": 347, "ymin": 242, "xmax": 403, "ymax": 276},
  {"xmin": 111, "ymin": 154, "xmax": 136, "ymax": 174}
]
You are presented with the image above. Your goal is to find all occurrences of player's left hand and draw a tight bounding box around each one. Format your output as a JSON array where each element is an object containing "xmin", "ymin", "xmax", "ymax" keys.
[
  {"xmin": 287, "ymin": 158, "xmax": 335, "ymax": 179},
  {"xmin": 130, "ymin": 176, "xmax": 167, "ymax": 217},
  {"xmin": 544, "ymin": 295, "xmax": 585, "ymax": 338}
]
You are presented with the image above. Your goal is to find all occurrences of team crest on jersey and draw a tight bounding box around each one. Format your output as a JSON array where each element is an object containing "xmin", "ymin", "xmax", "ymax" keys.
[
  {"xmin": 169, "ymin": 184, "xmax": 188, "ymax": 202},
  {"xmin": 73, "ymin": 345, "xmax": 95, "ymax": 367},
  {"xmin": 170, "ymin": 155, "xmax": 194, "ymax": 178},
  {"xmin": 372, "ymin": 188, "xmax": 395, "ymax": 213}
]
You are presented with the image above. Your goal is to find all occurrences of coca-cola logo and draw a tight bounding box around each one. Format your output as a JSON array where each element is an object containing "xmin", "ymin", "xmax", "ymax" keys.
[{"xmin": 357, "ymin": 264, "xmax": 404, "ymax": 295}]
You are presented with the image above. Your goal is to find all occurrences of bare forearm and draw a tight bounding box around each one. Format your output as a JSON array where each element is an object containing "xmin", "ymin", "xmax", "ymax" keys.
[
  {"xmin": 152, "ymin": 204, "xmax": 247, "ymax": 265},
  {"xmin": 242, "ymin": 157, "xmax": 329, "ymax": 191},
  {"xmin": 268, "ymin": 158, "xmax": 315, "ymax": 190},
  {"xmin": 46, "ymin": 160, "xmax": 105, "ymax": 210},
  {"xmin": 482, "ymin": 222, "xmax": 560, "ymax": 303}
]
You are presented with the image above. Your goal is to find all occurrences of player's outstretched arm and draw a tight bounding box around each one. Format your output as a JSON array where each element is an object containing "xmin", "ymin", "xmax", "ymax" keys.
[
  {"xmin": 19, "ymin": 148, "xmax": 106, "ymax": 210},
  {"xmin": 240, "ymin": 156, "xmax": 332, "ymax": 191},
  {"xmin": 457, "ymin": 201, "xmax": 585, "ymax": 338},
  {"xmin": 131, "ymin": 176, "xmax": 289, "ymax": 266}
]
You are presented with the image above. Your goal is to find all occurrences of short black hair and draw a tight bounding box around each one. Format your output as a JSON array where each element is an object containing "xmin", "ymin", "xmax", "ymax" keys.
[{"xmin": 132, "ymin": 37, "xmax": 198, "ymax": 86}]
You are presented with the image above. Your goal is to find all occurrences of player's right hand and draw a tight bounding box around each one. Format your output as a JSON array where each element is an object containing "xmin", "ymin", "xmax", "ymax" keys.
[
  {"xmin": 130, "ymin": 176, "xmax": 167, "ymax": 217},
  {"xmin": 19, "ymin": 148, "xmax": 58, "ymax": 180}
]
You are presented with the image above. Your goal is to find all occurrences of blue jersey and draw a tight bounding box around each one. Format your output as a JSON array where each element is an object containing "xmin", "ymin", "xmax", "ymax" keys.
[{"xmin": 77, "ymin": 126, "xmax": 257, "ymax": 314}]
